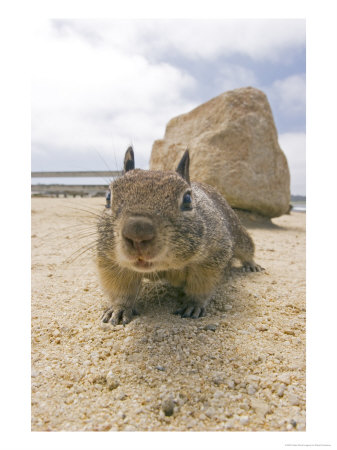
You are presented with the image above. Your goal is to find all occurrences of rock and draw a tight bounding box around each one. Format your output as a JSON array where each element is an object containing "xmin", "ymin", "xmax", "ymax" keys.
[
  {"xmin": 250, "ymin": 398, "xmax": 271, "ymax": 417},
  {"xmin": 278, "ymin": 373, "xmax": 291, "ymax": 385},
  {"xmin": 224, "ymin": 419, "xmax": 234, "ymax": 429},
  {"xmin": 205, "ymin": 407, "xmax": 216, "ymax": 418},
  {"xmin": 227, "ymin": 380, "xmax": 235, "ymax": 389},
  {"xmin": 203, "ymin": 324, "xmax": 217, "ymax": 332},
  {"xmin": 213, "ymin": 376, "xmax": 225, "ymax": 386},
  {"xmin": 239, "ymin": 402, "xmax": 250, "ymax": 411},
  {"xmin": 150, "ymin": 87, "xmax": 290, "ymax": 218},
  {"xmin": 240, "ymin": 416, "xmax": 249, "ymax": 425},
  {"xmin": 213, "ymin": 390, "xmax": 225, "ymax": 399},
  {"xmin": 247, "ymin": 384, "xmax": 257, "ymax": 395},
  {"xmin": 92, "ymin": 375, "xmax": 106, "ymax": 385},
  {"xmin": 106, "ymin": 371, "xmax": 119, "ymax": 390},
  {"xmin": 277, "ymin": 384, "xmax": 287, "ymax": 397},
  {"xmin": 161, "ymin": 396, "xmax": 175, "ymax": 417},
  {"xmin": 100, "ymin": 322, "xmax": 112, "ymax": 331},
  {"xmin": 288, "ymin": 393, "xmax": 300, "ymax": 406},
  {"xmin": 118, "ymin": 392, "xmax": 127, "ymax": 401},
  {"xmin": 284, "ymin": 329, "xmax": 296, "ymax": 336},
  {"xmin": 290, "ymin": 419, "xmax": 297, "ymax": 428},
  {"xmin": 246, "ymin": 375, "xmax": 260, "ymax": 383}
]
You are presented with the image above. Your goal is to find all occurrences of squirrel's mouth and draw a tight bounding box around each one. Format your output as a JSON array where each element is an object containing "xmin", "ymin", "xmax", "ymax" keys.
[{"xmin": 133, "ymin": 257, "xmax": 154, "ymax": 271}]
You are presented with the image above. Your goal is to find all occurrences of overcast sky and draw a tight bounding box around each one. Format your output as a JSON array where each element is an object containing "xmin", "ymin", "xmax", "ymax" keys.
[{"xmin": 31, "ymin": 19, "xmax": 306, "ymax": 194}]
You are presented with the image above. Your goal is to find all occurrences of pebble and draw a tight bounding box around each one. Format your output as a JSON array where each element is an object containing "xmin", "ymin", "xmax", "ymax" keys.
[
  {"xmin": 106, "ymin": 371, "xmax": 120, "ymax": 390},
  {"xmin": 213, "ymin": 390, "xmax": 224, "ymax": 399},
  {"xmin": 161, "ymin": 397, "xmax": 175, "ymax": 417},
  {"xmin": 239, "ymin": 403, "xmax": 250, "ymax": 411},
  {"xmin": 288, "ymin": 394, "xmax": 300, "ymax": 406},
  {"xmin": 119, "ymin": 392, "xmax": 127, "ymax": 401},
  {"xmin": 205, "ymin": 407, "xmax": 216, "ymax": 418},
  {"xmin": 92, "ymin": 375, "xmax": 106, "ymax": 385},
  {"xmin": 100, "ymin": 323, "xmax": 112, "ymax": 331},
  {"xmin": 224, "ymin": 419, "xmax": 234, "ymax": 429},
  {"xmin": 224, "ymin": 305, "xmax": 232, "ymax": 310},
  {"xmin": 277, "ymin": 384, "xmax": 286, "ymax": 397},
  {"xmin": 247, "ymin": 375, "xmax": 260, "ymax": 383},
  {"xmin": 227, "ymin": 380, "xmax": 235, "ymax": 389},
  {"xmin": 155, "ymin": 365, "xmax": 166, "ymax": 371},
  {"xmin": 247, "ymin": 384, "xmax": 257, "ymax": 395},
  {"xmin": 250, "ymin": 398, "xmax": 271, "ymax": 417},
  {"xmin": 213, "ymin": 376, "xmax": 225, "ymax": 386},
  {"xmin": 278, "ymin": 374, "xmax": 291, "ymax": 385},
  {"xmin": 257, "ymin": 324, "xmax": 268, "ymax": 331},
  {"xmin": 240, "ymin": 416, "xmax": 249, "ymax": 425},
  {"xmin": 284, "ymin": 329, "xmax": 295, "ymax": 336},
  {"xmin": 290, "ymin": 419, "xmax": 297, "ymax": 427},
  {"xmin": 204, "ymin": 324, "xmax": 217, "ymax": 332}
]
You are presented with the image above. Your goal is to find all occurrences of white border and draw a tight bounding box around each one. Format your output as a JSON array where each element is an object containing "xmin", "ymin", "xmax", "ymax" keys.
[{"xmin": 1, "ymin": 1, "xmax": 336, "ymax": 449}]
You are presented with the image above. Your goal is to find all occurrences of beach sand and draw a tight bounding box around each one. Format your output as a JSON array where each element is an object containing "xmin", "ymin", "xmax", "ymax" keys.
[{"xmin": 31, "ymin": 197, "xmax": 306, "ymax": 431}]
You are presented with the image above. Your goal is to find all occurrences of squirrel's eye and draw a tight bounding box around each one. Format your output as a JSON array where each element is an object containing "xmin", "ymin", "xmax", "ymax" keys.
[{"xmin": 181, "ymin": 192, "xmax": 193, "ymax": 210}]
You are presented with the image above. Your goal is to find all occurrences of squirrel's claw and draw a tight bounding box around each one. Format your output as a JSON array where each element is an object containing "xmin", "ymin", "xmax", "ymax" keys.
[
  {"xmin": 101, "ymin": 306, "xmax": 138, "ymax": 326},
  {"xmin": 174, "ymin": 305, "xmax": 206, "ymax": 319},
  {"xmin": 242, "ymin": 261, "xmax": 265, "ymax": 272}
]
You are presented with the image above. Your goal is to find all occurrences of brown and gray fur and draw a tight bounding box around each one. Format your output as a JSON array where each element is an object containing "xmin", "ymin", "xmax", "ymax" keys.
[{"xmin": 97, "ymin": 146, "xmax": 263, "ymax": 325}]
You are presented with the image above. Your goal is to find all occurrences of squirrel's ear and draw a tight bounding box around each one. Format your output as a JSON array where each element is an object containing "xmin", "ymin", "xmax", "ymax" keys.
[
  {"xmin": 124, "ymin": 146, "xmax": 135, "ymax": 173},
  {"xmin": 176, "ymin": 149, "xmax": 190, "ymax": 185}
]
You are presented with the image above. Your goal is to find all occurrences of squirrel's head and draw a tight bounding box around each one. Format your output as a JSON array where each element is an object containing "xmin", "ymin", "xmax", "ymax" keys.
[{"xmin": 105, "ymin": 146, "xmax": 203, "ymax": 273}]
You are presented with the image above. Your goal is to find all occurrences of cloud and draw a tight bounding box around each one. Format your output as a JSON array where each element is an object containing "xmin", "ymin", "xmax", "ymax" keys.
[
  {"xmin": 31, "ymin": 21, "xmax": 198, "ymax": 169},
  {"xmin": 279, "ymin": 132, "xmax": 306, "ymax": 195},
  {"xmin": 52, "ymin": 19, "xmax": 305, "ymax": 62},
  {"xmin": 266, "ymin": 74, "xmax": 306, "ymax": 116}
]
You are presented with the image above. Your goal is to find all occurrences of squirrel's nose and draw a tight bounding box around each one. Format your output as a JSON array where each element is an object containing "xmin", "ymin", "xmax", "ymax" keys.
[{"xmin": 122, "ymin": 217, "xmax": 155, "ymax": 248}]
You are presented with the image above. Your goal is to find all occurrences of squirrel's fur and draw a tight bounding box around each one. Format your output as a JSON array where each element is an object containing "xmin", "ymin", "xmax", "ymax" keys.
[{"xmin": 97, "ymin": 147, "xmax": 263, "ymax": 325}]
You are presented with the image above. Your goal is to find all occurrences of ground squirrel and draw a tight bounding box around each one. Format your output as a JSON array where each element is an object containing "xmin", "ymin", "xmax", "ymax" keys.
[{"xmin": 97, "ymin": 146, "xmax": 263, "ymax": 325}]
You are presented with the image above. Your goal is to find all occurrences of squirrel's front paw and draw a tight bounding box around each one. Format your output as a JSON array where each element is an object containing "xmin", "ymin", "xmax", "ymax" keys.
[
  {"xmin": 101, "ymin": 306, "xmax": 139, "ymax": 325},
  {"xmin": 242, "ymin": 261, "xmax": 264, "ymax": 272},
  {"xmin": 174, "ymin": 303, "xmax": 206, "ymax": 319}
]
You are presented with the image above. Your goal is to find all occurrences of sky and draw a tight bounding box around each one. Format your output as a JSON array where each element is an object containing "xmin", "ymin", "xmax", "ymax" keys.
[{"xmin": 31, "ymin": 19, "xmax": 306, "ymax": 194}]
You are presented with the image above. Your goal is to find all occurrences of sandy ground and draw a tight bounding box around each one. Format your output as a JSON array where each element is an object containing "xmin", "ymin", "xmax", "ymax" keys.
[{"xmin": 31, "ymin": 197, "xmax": 306, "ymax": 431}]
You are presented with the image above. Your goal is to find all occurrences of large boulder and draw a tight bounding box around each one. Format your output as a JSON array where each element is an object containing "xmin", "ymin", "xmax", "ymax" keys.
[{"xmin": 150, "ymin": 87, "xmax": 290, "ymax": 218}]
